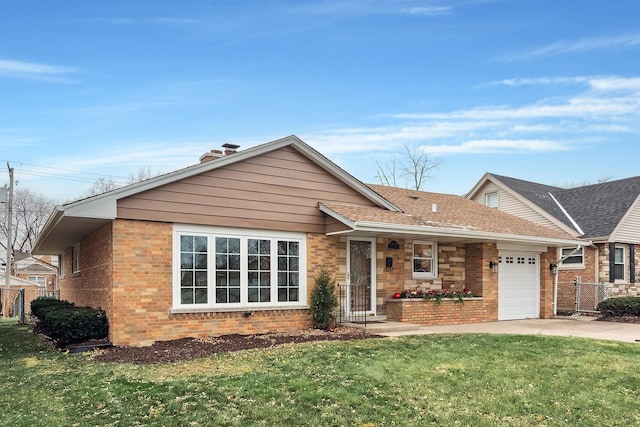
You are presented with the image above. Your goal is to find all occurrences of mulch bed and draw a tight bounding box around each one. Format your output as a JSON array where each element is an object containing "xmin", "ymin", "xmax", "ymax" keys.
[
  {"xmin": 597, "ymin": 315, "xmax": 640, "ymax": 324},
  {"xmin": 91, "ymin": 327, "xmax": 382, "ymax": 364}
]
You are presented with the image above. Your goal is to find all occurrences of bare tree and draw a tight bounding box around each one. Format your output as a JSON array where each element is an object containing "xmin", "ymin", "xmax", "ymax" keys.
[
  {"xmin": 376, "ymin": 143, "xmax": 441, "ymax": 191},
  {"xmin": 85, "ymin": 166, "xmax": 161, "ymax": 197},
  {"xmin": 0, "ymin": 188, "xmax": 57, "ymax": 258},
  {"xmin": 556, "ymin": 175, "xmax": 612, "ymax": 189}
]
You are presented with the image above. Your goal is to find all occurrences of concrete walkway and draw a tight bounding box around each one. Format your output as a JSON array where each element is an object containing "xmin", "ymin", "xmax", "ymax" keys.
[{"xmin": 369, "ymin": 316, "xmax": 640, "ymax": 343}]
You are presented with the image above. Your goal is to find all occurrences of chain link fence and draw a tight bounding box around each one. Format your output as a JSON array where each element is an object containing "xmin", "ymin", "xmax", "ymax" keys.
[{"xmin": 557, "ymin": 278, "xmax": 610, "ymax": 314}]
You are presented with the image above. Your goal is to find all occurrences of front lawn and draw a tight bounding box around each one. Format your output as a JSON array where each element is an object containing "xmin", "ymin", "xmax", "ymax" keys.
[{"xmin": 1, "ymin": 323, "xmax": 639, "ymax": 426}]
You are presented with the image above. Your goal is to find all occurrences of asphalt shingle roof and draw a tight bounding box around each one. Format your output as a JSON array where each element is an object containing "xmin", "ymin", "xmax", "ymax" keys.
[
  {"xmin": 491, "ymin": 173, "xmax": 640, "ymax": 239},
  {"xmin": 322, "ymin": 184, "xmax": 578, "ymax": 241}
]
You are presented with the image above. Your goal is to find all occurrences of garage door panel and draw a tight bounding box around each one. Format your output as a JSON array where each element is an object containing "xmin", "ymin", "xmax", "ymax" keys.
[{"xmin": 498, "ymin": 251, "xmax": 540, "ymax": 320}]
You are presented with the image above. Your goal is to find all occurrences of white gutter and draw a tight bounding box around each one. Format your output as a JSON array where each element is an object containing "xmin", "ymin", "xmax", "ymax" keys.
[{"xmin": 548, "ymin": 192, "xmax": 584, "ymax": 236}]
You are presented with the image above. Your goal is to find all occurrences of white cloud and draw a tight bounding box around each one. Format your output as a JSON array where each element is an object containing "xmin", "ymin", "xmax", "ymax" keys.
[
  {"xmin": 400, "ymin": 6, "xmax": 451, "ymax": 15},
  {"xmin": 490, "ymin": 76, "xmax": 590, "ymax": 87},
  {"xmin": 511, "ymin": 33, "xmax": 640, "ymax": 60},
  {"xmin": 589, "ymin": 77, "xmax": 640, "ymax": 91},
  {"xmin": 422, "ymin": 140, "xmax": 570, "ymax": 155},
  {"xmin": 0, "ymin": 59, "xmax": 76, "ymax": 75}
]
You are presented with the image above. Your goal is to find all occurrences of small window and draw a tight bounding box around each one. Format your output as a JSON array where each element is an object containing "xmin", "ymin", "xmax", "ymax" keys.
[
  {"xmin": 485, "ymin": 192, "xmax": 498, "ymax": 209},
  {"xmin": 72, "ymin": 243, "xmax": 81, "ymax": 273},
  {"xmin": 559, "ymin": 247, "xmax": 584, "ymax": 268},
  {"xmin": 413, "ymin": 241, "xmax": 437, "ymax": 278},
  {"xmin": 614, "ymin": 246, "xmax": 625, "ymax": 281},
  {"xmin": 27, "ymin": 276, "xmax": 46, "ymax": 286}
]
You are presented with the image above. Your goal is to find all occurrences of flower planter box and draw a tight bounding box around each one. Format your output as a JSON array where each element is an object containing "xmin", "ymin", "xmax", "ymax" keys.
[{"xmin": 386, "ymin": 297, "xmax": 490, "ymax": 326}]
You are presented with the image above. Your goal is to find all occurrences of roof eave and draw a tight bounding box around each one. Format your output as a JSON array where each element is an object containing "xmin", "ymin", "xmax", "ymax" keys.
[{"xmin": 351, "ymin": 221, "xmax": 585, "ymax": 247}]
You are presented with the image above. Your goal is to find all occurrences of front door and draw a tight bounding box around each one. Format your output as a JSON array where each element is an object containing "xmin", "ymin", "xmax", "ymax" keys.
[{"xmin": 347, "ymin": 238, "xmax": 376, "ymax": 315}]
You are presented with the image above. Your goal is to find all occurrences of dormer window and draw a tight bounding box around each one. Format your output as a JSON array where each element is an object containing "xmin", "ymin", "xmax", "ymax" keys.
[{"xmin": 485, "ymin": 191, "xmax": 498, "ymax": 209}]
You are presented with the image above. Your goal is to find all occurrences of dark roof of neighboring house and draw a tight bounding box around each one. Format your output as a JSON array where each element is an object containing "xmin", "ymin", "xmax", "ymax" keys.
[{"xmin": 490, "ymin": 173, "xmax": 640, "ymax": 239}]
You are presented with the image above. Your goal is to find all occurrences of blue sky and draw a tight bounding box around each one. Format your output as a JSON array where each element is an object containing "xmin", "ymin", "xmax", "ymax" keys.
[{"xmin": 2, "ymin": 0, "xmax": 640, "ymax": 201}]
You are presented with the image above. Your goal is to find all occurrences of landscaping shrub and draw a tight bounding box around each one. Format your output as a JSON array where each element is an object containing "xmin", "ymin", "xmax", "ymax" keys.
[
  {"xmin": 311, "ymin": 268, "xmax": 338, "ymax": 330},
  {"xmin": 597, "ymin": 296, "xmax": 640, "ymax": 317},
  {"xmin": 30, "ymin": 297, "xmax": 74, "ymax": 320},
  {"xmin": 41, "ymin": 306, "xmax": 108, "ymax": 346}
]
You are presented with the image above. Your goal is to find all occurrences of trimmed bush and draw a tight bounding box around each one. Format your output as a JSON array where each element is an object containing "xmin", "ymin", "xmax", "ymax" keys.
[
  {"xmin": 31, "ymin": 297, "xmax": 74, "ymax": 320},
  {"xmin": 41, "ymin": 307, "xmax": 108, "ymax": 346},
  {"xmin": 311, "ymin": 268, "xmax": 338, "ymax": 330},
  {"xmin": 597, "ymin": 296, "xmax": 640, "ymax": 317}
]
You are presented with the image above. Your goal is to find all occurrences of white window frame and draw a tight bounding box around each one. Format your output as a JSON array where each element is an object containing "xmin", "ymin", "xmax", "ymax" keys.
[
  {"xmin": 485, "ymin": 191, "xmax": 498, "ymax": 209},
  {"xmin": 558, "ymin": 247, "xmax": 585, "ymax": 270},
  {"xmin": 412, "ymin": 241, "xmax": 437, "ymax": 279},
  {"xmin": 614, "ymin": 246, "xmax": 626, "ymax": 282},
  {"xmin": 172, "ymin": 224, "xmax": 307, "ymax": 311},
  {"xmin": 27, "ymin": 276, "xmax": 46, "ymax": 286},
  {"xmin": 72, "ymin": 243, "xmax": 81, "ymax": 273}
]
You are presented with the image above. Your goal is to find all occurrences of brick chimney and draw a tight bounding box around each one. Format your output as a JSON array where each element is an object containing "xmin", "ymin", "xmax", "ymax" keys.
[{"xmin": 199, "ymin": 149, "xmax": 224, "ymax": 163}]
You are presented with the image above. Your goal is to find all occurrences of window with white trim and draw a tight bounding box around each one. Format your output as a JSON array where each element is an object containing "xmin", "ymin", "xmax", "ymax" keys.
[
  {"xmin": 485, "ymin": 191, "xmax": 498, "ymax": 209},
  {"xmin": 614, "ymin": 246, "xmax": 626, "ymax": 281},
  {"xmin": 559, "ymin": 247, "xmax": 584, "ymax": 268},
  {"xmin": 27, "ymin": 276, "xmax": 46, "ymax": 286},
  {"xmin": 72, "ymin": 243, "xmax": 81, "ymax": 273},
  {"xmin": 413, "ymin": 241, "xmax": 437, "ymax": 278},
  {"xmin": 174, "ymin": 226, "xmax": 306, "ymax": 309}
]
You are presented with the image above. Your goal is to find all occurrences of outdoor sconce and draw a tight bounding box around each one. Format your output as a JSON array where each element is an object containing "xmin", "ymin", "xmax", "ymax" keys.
[
  {"xmin": 488, "ymin": 261, "xmax": 498, "ymax": 273},
  {"xmin": 387, "ymin": 240, "xmax": 400, "ymax": 250},
  {"xmin": 549, "ymin": 263, "xmax": 558, "ymax": 275}
]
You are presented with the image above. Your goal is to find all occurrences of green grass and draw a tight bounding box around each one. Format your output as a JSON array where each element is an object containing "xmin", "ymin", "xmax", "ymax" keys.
[{"xmin": 1, "ymin": 323, "xmax": 639, "ymax": 426}]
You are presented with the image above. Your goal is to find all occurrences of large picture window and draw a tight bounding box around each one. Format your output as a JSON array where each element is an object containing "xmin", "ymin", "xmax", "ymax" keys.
[
  {"xmin": 413, "ymin": 241, "xmax": 437, "ymax": 278},
  {"xmin": 173, "ymin": 225, "xmax": 306, "ymax": 310}
]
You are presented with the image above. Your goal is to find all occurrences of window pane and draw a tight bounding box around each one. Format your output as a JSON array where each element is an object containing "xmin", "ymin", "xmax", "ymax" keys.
[
  {"xmin": 289, "ymin": 288, "xmax": 299, "ymax": 302},
  {"xmin": 278, "ymin": 288, "xmax": 288, "ymax": 302},
  {"xmin": 615, "ymin": 248, "xmax": 624, "ymax": 263},
  {"xmin": 278, "ymin": 272, "xmax": 287, "ymax": 287},
  {"xmin": 181, "ymin": 253, "xmax": 193, "ymax": 269},
  {"xmin": 181, "ymin": 235, "xmax": 193, "ymax": 252},
  {"xmin": 248, "ymin": 239, "xmax": 258, "ymax": 254},
  {"xmin": 248, "ymin": 288, "xmax": 259, "ymax": 302},
  {"xmin": 289, "ymin": 242, "xmax": 299, "ymax": 256},
  {"xmin": 181, "ymin": 271, "xmax": 193, "ymax": 287},
  {"xmin": 290, "ymin": 257, "xmax": 299, "ymax": 272},
  {"xmin": 260, "ymin": 289, "xmax": 271, "ymax": 302},
  {"xmin": 195, "ymin": 271, "xmax": 208, "ymax": 287},
  {"xmin": 248, "ymin": 272, "xmax": 259, "ymax": 287},
  {"xmin": 195, "ymin": 254, "xmax": 207, "ymax": 269},
  {"xmin": 229, "ymin": 287, "xmax": 240, "ymax": 303},
  {"xmin": 260, "ymin": 256, "xmax": 271, "ymax": 270},
  {"xmin": 195, "ymin": 288, "xmax": 208, "ymax": 304},
  {"xmin": 260, "ymin": 240, "xmax": 270, "ymax": 254},
  {"xmin": 216, "ymin": 272, "xmax": 227, "ymax": 287},
  {"xmin": 216, "ymin": 288, "xmax": 227, "ymax": 304},
  {"xmin": 216, "ymin": 237, "xmax": 227, "ymax": 253},
  {"xmin": 614, "ymin": 264, "xmax": 624, "ymax": 280},
  {"xmin": 229, "ymin": 272, "xmax": 241, "ymax": 287},
  {"xmin": 248, "ymin": 255, "xmax": 258, "ymax": 270},
  {"xmin": 194, "ymin": 236, "xmax": 207, "ymax": 252},
  {"xmin": 278, "ymin": 241, "xmax": 287, "ymax": 255},
  {"xmin": 278, "ymin": 256, "xmax": 287, "ymax": 270},
  {"xmin": 289, "ymin": 273, "xmax": 299, "ymax": 287},
  {"xmin": 229, "ymin": 255, "xmax": 241, "ymax": 270},
  {"xmin": 181, "ymin": 289, "xmax": 194, "ymax": 304},
  {"xmin": 228, "ymin": 238, "xmax": 240, "ymax": 254}
]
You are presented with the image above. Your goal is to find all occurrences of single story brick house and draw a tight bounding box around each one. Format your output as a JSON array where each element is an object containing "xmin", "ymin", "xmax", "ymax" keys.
[
  {"xmin": 467, "ymin": 173, "xmax": 640, "ymax": 312},
  {"xmin": 33, "ymin": 136, "xmax": 582, "ymax": 345}
]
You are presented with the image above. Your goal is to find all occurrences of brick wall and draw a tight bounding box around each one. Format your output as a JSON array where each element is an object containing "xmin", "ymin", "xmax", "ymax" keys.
[
  {"xmin": 108, "ymin": 220, "xmax": 340, "ymax": 346},
  {"xmin": 58, "ymin": 222, "xmax": 113, "ymax": 316},
  {"xmin": 539, "ymin": 248, "xmax": 556, "ymax": 318},
  {"xmin": 386, "ymin": 298, "xmax": 487, "ymax": 325}
]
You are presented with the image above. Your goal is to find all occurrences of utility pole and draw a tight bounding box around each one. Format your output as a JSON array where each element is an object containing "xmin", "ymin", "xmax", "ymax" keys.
[{"xmin": 3, "ymin": 163, "xmax": 13, "ymax": 318}]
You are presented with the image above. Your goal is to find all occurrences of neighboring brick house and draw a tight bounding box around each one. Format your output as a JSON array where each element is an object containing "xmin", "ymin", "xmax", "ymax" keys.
[
  {"xmin": 14, "ymin": 255, "xmax": 59, "ymax": 297},
  {"xmin": 33, "ymin": 136, "xmax": 581, "ymax": 346},
  {"xmin": 467, "ymin": 173, "xmax": 640, "ymax": 312}
]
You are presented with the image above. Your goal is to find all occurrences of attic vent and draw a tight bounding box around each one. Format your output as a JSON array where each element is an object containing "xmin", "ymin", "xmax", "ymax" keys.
[
  {"xmin": 432, "ymin": 203, "xmax": 437, "ymax": 213},
  {"xmin": 409, "ymin": 195, "xmax": 419, "ymax": 200}
]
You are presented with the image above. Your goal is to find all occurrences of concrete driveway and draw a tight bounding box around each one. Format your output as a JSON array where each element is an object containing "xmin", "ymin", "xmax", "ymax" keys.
[{"xmin": 376, "ymin": 316, "xmax": 640, "ymax": 343}]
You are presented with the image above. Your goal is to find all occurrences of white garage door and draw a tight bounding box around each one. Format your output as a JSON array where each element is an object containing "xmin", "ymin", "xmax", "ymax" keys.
[{"xmin": 498, "ymin": 252, "xmax": 540, "ymax": 320}]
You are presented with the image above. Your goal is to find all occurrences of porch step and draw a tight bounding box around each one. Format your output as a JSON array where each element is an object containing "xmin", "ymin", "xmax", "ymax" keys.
[{"xmin": 340, "ymin": 320, "xmax": 423, "ymax": 334}]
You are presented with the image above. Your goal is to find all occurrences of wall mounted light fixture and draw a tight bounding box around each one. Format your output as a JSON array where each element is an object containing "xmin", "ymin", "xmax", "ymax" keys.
[
  {"xmin": 489, "ymin": 261, "xmax": 498, "ymax": 273},
  {"xmin": 549, "ymin": 263, "xmax": 558, "ymax": 275},
  {"xmin": 387, "ymin": 240, "xmax": 400, "ymax": 250}
]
